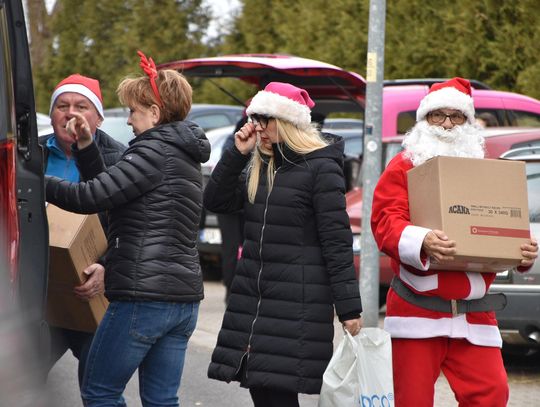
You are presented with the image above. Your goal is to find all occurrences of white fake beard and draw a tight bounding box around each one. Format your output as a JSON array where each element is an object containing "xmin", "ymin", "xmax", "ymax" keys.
[{"xmin": 403, "ymin": 121, "xmax": 486, "ymax": 167}]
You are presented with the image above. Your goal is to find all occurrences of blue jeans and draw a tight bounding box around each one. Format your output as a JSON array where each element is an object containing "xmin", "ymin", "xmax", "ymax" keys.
[{"xmin": 81, "ymin": 301, "xmax": 199, "ymax": 407}]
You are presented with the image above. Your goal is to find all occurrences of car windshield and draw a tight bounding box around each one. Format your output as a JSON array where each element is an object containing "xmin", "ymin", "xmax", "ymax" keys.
[
  {"xmin": 100, "ymin": 117, "xmax": 132, "ymax": 146},
  {"xmin": 344, "ymin": 138, "xmax": 362, "ymax": 157},
  {"xmin": 205, "ymin": 125, "xmax": 234, "ymax": 168}
]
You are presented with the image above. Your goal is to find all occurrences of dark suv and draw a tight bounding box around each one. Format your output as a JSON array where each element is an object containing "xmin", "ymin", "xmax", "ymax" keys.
[{"xmin": 1, "ymin": 0, "xmax": 49, "ymax": 403}]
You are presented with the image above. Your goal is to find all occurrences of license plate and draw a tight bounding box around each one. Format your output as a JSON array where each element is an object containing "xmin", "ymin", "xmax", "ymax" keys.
[{"xmin": 199, "ymin": 228, "xmax": 222, "ymax": 244}]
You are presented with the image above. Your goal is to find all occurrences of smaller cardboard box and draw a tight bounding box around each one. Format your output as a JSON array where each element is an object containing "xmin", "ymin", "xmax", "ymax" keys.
[
  {"xmin": 46, "ymin": 204, "xmax": 109, "ymax": 332},
  {"xmin": 407, "ymin": 156, "xmax": 530, "ymax": 272}
]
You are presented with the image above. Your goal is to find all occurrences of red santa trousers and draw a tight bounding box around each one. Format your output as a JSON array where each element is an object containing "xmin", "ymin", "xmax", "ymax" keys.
[{"xmin": 392, "ymin": 337, "xmax": 508, "ymax": 407}]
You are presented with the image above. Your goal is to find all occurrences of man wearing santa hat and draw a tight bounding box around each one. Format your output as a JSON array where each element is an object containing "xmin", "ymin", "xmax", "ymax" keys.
[
  {"xmin": 371, "ymin": 77, "xmax": 538, "ymax": 406},
  {"xmin": 39, "ymin": 74, "xmax": 125, "ymax": 394}
]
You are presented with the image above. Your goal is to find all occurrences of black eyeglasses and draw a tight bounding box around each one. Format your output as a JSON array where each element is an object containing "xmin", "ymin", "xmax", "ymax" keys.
[
  {"xmin": 427, "ymin": 110, "xmax": 467, "ymax": 125},
  {"xmin": 248, "ymin": 114, "xmax": 271, "ymax": 129}
]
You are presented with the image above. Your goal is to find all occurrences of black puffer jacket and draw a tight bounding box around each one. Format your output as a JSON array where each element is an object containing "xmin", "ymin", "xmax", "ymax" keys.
[
  {"xmin": 45, "ymin": 121, "xmax": 210, "ymax": 302},
  {"xmin": 205, "ymin": 136, "xmax": 361, "ymax": 394}
]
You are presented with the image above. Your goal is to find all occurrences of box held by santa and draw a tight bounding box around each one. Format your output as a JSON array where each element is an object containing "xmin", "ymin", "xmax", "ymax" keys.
[
  {"xmin": 46, "ymin": 204, "xmax": 109, "ymax": 332},
  {"xmin": 407, "ymin": 156, "xmax": 530, "ymax": 272}
]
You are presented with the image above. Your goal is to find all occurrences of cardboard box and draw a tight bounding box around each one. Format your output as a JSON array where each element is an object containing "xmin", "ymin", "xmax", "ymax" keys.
[
  {"xmin": 407, "ymin": 156, "xmax": 530, "ymax": 272},
  {"xmin": 46, "ymin": 204, "xmax": 109, "ymax": 332}
]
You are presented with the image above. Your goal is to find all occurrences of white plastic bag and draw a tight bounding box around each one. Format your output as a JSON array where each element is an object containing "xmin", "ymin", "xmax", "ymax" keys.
[{"xmin": 318, "ymin": 328, "xmax": 394, "ymax": 407}]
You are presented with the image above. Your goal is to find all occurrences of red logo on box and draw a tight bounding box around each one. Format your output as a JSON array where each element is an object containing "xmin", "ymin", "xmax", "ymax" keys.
[{"xmin": 470, "ymin": 226, "xmax": 530, "ymax": 238}]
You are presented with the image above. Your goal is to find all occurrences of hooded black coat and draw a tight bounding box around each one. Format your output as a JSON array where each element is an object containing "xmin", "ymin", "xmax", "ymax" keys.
[
  {"xmin": 45, "ymin": 121, "xmax": 210, "ymax": 302},
  {"xmin": 204, "ymin": 136, "xmax": 361, "ymax": 394}
]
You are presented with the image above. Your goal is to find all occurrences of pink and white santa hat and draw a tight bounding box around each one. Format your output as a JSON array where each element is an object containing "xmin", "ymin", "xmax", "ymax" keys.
[
  {"xmin": 246, "ymin": 82, "xmax": 315, "ymax": 129},
  {"xmin": 49, "ymin": 73, "xmax": 104, "ymax": 118},
  {"xmin": 416, "ymin": 77, "xmax": 475, "ymax": 124}
]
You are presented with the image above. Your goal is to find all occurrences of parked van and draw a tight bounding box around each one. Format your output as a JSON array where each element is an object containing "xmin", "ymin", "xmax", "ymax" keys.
[{"xmin": 0, "ymin": 0, "xmax": 49, "ymax": 403}]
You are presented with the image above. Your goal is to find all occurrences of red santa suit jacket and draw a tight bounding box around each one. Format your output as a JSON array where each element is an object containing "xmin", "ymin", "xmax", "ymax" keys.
[{"xmin": 371, "ymin": 152, "xmax": 502, "ymax": 347}]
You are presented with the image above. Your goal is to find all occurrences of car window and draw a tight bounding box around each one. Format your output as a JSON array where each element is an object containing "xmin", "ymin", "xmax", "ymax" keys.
[
  {"xmin": 526, "ymin": 163, "xmax": 540, "ymax": 222},
  {"xmin": 0, "ymin": 34, "xmax": 12, "ymax": 143},
  {"xmin": 383, "ymin": 142, "xmax": 404, "ymax": 167},
  {"xmin": 511, "ymin": 110, "xmax": 540, "ymax": 127},
  {"xmin": 190, "ymin": 113, "xmax": 232, "ymax": 130},
  {"xmin": 397, "ymin": 111, "xmax": 416, "ymax": 134},
  {"xmin": 475, "ymin": 109, "xmax": 505, "ymax": 126}
]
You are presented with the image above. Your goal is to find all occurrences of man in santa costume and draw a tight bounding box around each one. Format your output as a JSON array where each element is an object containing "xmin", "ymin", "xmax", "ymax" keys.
[{"xmin": 371, "ymin": 77, "xmax": 538, "ymax": 406}]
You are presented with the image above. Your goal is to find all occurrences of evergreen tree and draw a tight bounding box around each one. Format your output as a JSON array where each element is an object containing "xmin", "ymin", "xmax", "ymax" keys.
[
  {"xmin": 32, "ymin": 0, "xmax": 211, "ymax": 111},
  {"xmin": 27, "ymin": 0, "xmax": 540, "ymax": 109},
  {"xmin": 384, "ymin": 0, "xmax": 540, "ymax": 97}
]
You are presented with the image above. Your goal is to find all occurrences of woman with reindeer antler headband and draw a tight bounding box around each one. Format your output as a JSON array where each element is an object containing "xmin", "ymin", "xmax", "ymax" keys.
[{"xmin": 44, "ymin": 51, "xmax": 210, "ymax": 406}]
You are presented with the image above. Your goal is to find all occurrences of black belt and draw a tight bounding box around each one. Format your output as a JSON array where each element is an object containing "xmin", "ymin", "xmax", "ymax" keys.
[{"xmin": 390, "ymin": 277, "xmax": 507, "ymax": 316}]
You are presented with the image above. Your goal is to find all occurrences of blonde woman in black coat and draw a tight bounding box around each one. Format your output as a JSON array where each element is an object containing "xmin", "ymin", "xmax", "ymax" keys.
[{"xmin": 205, "ymin": 82, "xmax": 362, "ymax": 407}]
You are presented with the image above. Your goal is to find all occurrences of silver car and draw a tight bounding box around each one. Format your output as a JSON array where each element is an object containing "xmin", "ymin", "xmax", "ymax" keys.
[{"xmin": 490, "ymin": 145, "xmax": 540, "ymax": 353}]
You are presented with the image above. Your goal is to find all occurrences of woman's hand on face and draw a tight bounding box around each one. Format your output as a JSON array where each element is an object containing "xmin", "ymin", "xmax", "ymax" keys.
[
  {"xmin": 342, "ymin": 317, "xmax": 363, "ymax": 336},
  {"xmin": 66, "ymin": 112, "xmax": 94, "ymax": 150},
  {"xmin": 234, "ymin": 122, "xmax": 257, "ymax": 155}
]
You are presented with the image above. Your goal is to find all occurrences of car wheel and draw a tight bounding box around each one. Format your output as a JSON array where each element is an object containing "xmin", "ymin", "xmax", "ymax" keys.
[{"xmin": 502, "ymin": 343, "xmax": 539, "ymax": 358}]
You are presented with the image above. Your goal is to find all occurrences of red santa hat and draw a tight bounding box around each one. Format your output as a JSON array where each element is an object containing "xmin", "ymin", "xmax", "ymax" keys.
[
  {"xmin": 416, "ymin": 77, "xmax": 475, "ymax": 124},
  {"xmin": 246, "ymin": 82, "xmax": 315, "ymax": 129},
  {"xmin": 49, "ymin": 74, "xmax": 104, "ymax": 118}
]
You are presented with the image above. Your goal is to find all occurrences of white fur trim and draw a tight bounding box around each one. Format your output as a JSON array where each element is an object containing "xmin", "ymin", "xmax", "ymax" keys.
[
  {"xmin": 464, "ymin": 272, "xmax": 487, "ymax": 300},
  {"xmin": 399, "ymin": 267, "xmax": 438, "ymax": 292},
  {"xmin": 246, "ymin": 90, "xmax": 312, "ymax": 129},
  {"xmin": 49, "ymin": 84, "xmax": 104, "ymax": 118},
  {"xmin": 384, "ymin": 315, "xmax": 503, "ymax": 347},
  {"xmin": 398, "ymin": 225, "xmax": 431, "ymax": 270},
  {"xmin": 416, "ymin": 87, "xmax": 475, "ymax": 124}
]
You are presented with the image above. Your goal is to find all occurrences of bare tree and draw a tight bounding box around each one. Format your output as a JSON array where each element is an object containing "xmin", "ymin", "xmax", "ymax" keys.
[{"xmin": 26, "ymin": 0, "xmax": 50, "ymax": 69}]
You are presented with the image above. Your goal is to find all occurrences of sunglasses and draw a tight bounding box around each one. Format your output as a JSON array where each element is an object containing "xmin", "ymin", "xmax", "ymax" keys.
[
  {"xmin": 427, "ymin": 110, "xmax": 467, "ymax": 125},
  {"xmin": 248, "ymin": 114, "xmax": 272, "ymax": 129}
]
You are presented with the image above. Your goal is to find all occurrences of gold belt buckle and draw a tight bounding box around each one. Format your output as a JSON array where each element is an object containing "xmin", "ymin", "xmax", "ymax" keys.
[{"xmin": 451, "ymin": 299, "xmax": 459, "ymax": 317}]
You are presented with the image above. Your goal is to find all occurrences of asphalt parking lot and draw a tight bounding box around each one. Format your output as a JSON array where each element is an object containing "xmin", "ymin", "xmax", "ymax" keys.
[
  {"xmin": 46, "ymin": 281, "xmax": 540, "ymax": 406},
  {"xmin": 193, "ymin": 282, "xmax": 540, "ymax": 406}
]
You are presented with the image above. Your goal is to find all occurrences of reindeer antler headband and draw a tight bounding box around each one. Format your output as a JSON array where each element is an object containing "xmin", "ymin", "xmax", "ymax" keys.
[{"xmin": 137, "ymin": 50, "xmax": 163, "ymax": 107}]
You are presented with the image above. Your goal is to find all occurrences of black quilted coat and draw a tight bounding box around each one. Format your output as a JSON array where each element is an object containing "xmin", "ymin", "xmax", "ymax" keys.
[
  {"xmin": 205, "ymin": 136, "xmax": 361, "ymax": 394},
  {"xmin": 45, "ymin": 121, "xmax": 210, "ymax": 302}
]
